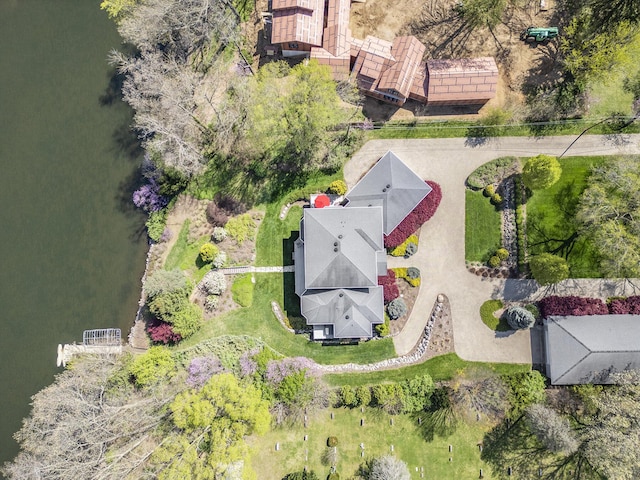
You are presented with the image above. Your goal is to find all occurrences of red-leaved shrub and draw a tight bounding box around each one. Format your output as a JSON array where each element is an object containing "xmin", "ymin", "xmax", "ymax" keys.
[
  {"xmin": 608, "ymin": 296, "xmax": 640, "ymax": 314},
  {"xmin": 539, "ymin": 296, "xmax": 608, "ymax": 318},
  {"xmin": 378, "ymin": 269, "xmax": 399, "ymax": 303},
  {"xmin": 384, "ymin": 181, "xmax": 442, "ymax": 248},
  {"xmin": 147, "ymin": 319, "xmax": 182, "ymax": 344}
]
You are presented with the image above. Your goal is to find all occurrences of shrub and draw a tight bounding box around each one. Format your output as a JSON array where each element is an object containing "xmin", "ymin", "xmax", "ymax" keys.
[
  {"xmin": 171, "ymin": 302, "xmax": 204, "ymax": 338},
  {"xmin": 503, "ymin": 371, "xmax": 546, "ymax": 416},
  {"xmin": 199, "ymin": 242, "xmax": 219, "ymax": 263},
  {"xmin": 144, "ymin": 268, "xmax": 190, "ymax": 298},
  {"xmin": 146, "ymin": 208, "xmax": 168, "ymax": 242},
  {"xmin": 146, "ymin": 319, "xmax": 182, "ymax": 344},
  {"xmin": 389, "ymin": 234, "xmax": 418, "ymax": 257},
  {"xmin": 384, "ymin": 181, "xmax": 442, "ymax": 248},
  {"xmin": 327, "ymin": 180, "xmax": 347, "ymax": 195},
  {"xmin": 216, "ymin": 195, "xmax": 246, "ymax": 216},
  {"xmin": 467, "ymin": 157, "xmax": 518, "ymax": 190},
  {"xmin": 522, "ymin": 154, "xmax": 562, "ymax": 190},
  {"xmin": 530, "ymin": 253, "xmax": 569, "ymax": 285},
  {"xmin": 186, "ymin": 356, "xmax": 224, "ymax": 388},
  {"xmin": 524, "ymin": 303, "xmax": 541, "ymax": 320},
  {"xmin": 387, "ymin": 298, "xmax": 408, "ymax": 320},
  {"xmin": 200, "ymin": 270, "xmax": 227, "ymax": 296},
  {"xmin": 133, "ymin": 179, "xmax": 168, "ymax": 212},
  {"xmin": 406, "ymin": 267, "xmax": 420, "ymax": 279},
  {"xmin": 355, "ymin": 386, "xmax": 372, "ymax": 407},
  {"xmin": 149, "ymin": 290, "xmax": 190, "ymax": 322},
  {"xmin": 488, "ymin": 255, "xmax": 501, "ymax": 267},
  {"xmin": 231, "ymin": 274, "xmax": 254, "ymax": 307},
  {"xmin": 212, "ymin": 251, "xmax": 227, "ymax": 268},
  {"xmin": 378, "ymin": 270, "xmax": 399, "ymax": 303},
  {"xmin": 483, "ymin": 184, "xmax": 495, "ymax": 197},
  {"xmin": 327, "ymin": 436, "xmax": 339, "ymax": 447},
  {"xmin": 608, "ymin": 296, "xmax": 640, "ymax": 314},
  {"xmin": 504, "ymin": 306, "xmax": 536, "ymax": 330},
  {"xmin": 128, "ymin": 346, "xmax": 175, "ymax": 388},
  {"xmin": 206, "ymin": 202, "xmax": 229, "ymax": 227},
  {"xmin": 225, "ymin": 213, "xmax": 257, "ymax": 243},
  {"xmin": 491, "ymin": 193, "xmax": 503, "ymax": 205},
  {"xmin": 327, "ymin": 473, "xmax": 340, "ymax": 480},
  {"xmin": 405, "ymin": 242, "xmax": 418, "ymax": 256},
  {"xmin": 204, "ymin": 294, "xmax": 219, "ymax": 311},
  {"xmin": 393, "ymin": 267, "xmax": 420, "ymax": 287},
  {"xmin": 496, "ymin": 248, "xmax": 509, "ymax": 261},
  {"xmin": 212, "ymin": 227, "xmax": 227, "ymax": 242},
  {"xmin": 375, "ymin": 314, "xmax": 391, "ymax": 337},
  {"xmin": 539, "ymin": 296, "xmax": 608, "ymax": 317}
]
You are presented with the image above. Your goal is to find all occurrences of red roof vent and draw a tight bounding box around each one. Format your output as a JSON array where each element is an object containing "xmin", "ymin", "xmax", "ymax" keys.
[{"xmin": 314, "ymin": 194, "xmax": 330, "ymax": 208}]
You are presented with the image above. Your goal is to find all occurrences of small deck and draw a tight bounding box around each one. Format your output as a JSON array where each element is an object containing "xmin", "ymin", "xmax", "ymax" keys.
[{"xmin": 57, "ymin": 328, "xmax": 122, "ymax": 367}]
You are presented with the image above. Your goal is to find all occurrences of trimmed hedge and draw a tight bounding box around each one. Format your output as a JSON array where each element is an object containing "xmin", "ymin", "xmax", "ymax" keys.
[
  {"xmin": 539, "ymin": 296, "xmax": 608, "ymax": 317},
  {"xmin": 384, "ymin": 181, "xmax": 442, "ymax": 248},
  {"xmin": 392, "ymin": 267, "xmax": 421, "ymax": 287},
  {"xmin": 608, "ymin": 296, "xmax": 640, "ymax": 314},
  {"xmin": 378, "ymin": 270, "xmax": 399, "ymax": 303},
  {"xmin": 467, "ymin": 157, "xmax": 518, "ymax": 190},
  {"xmin": 389, "ymin": 234, "xmax": 419, "ymax": 257},
  {"xmin": 480, "ymin": 299, "xmax": 504, "ymax": 330}
]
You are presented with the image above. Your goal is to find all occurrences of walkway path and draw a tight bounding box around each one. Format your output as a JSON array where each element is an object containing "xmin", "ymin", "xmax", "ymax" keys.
[
  {"xmin": 345, "ymin": 134, "xmax": 640, "ymax": 363},
  {"xmin": 218, "ymin": 265, "xmax": 295, "ymax": 274}
]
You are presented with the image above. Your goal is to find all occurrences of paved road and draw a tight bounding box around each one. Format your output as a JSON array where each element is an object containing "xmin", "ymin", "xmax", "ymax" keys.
[{"xmin": 345, "ymin": 134, "xmax": 640, "ymax": 363}]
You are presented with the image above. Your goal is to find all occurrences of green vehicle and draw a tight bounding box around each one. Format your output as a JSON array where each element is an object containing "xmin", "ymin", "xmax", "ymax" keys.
[{"xmin": 520, "ymin": 26, "xmax": 559, "ymax": 44}]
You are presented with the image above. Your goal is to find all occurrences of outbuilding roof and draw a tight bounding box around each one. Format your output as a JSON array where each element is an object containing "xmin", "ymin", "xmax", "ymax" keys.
[
  {"xmin": 346, "ymin": 151, "xmax": 431, "ymax": 235},
  {"xmin": 544, "ymin": 315, "xmax": 640, "ymax": 385},
  {"xmin": 425, "ymin": 57, "xmax": 498, "ymax": 104}
]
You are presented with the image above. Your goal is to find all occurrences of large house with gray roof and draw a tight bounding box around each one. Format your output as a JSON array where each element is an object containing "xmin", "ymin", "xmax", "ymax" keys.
[
  {"xmin": 544, "ymin": 315, "xmax": 640, "ymax": 385},
  {"xmin": 294, "ymin": 151, "xmax": 431, "ymax": 340}
]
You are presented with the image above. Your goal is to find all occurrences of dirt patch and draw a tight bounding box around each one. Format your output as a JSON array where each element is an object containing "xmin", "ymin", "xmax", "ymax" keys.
[
  {"xmin": 352, "ymin": 0, "xmax": 560, "ymax": 120},
  {"xmin": 422, "ymin": 295, "xmax": 455, "ymax": 359},
  {"xmin": 192, "ymin": 275, "xmax": 241, "ymax": 320},
  {"xmin": 389, "ymin": 278, "xmax": 419, "ymax": 336},
  {"xmin": 215, "ymin": 210, "xmax": 264, "ymax": 266}
]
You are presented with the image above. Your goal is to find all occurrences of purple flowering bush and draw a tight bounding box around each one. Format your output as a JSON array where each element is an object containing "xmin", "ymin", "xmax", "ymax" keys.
[
  {"xmin": 186, "ymin": 356, "xmax": 225, "ymax": 388},
  {"xmin": 239, "ymin": 348, "xmax": 260, "ymax": 378},
  {"xmin": 265, "ymin": 357, "xmax": 318, "ymax": 387},
  {"xmin": 133, "ymin": 179, "xmax": 168, "ymax": 212}
]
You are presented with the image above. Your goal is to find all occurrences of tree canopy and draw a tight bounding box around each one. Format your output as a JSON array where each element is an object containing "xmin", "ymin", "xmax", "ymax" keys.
[
  {"xmin": 152, "ymin": 373, "xmax": 271, "ymax": 479},
  {"xmin": 577, "ymin": 156, "xmax": 640, "ymax": 277},
  {"xmin": 522, "ymin": 154, "xmax": 562, "ymax": 190},
  {"xmin": 530, "ymin": 253, "xmax": 570, "ymax": 286}
]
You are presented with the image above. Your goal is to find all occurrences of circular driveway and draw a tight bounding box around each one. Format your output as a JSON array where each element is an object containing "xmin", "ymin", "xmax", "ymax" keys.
[{"xmin": 344, "ymin": 134, "xmax": 640, "ymax": 363}]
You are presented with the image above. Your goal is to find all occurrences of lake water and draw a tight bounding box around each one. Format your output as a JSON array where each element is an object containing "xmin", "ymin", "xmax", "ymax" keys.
[{"xmin": 0, "ymin": 0, "xmax": 147, "ymax": 467}]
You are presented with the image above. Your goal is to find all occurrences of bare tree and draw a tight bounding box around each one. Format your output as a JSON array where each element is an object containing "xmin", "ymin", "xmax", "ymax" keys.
[
  {"xmin": 525, "ymin": 404, "xmax": 579, "ymax": 454},
  {"xmin": 1, "ymin": 355, "xmax": 179, "ymax": 480},
  {"xmin": 369, "ymin": 456, "xmax": 411, "ymax": 480}
]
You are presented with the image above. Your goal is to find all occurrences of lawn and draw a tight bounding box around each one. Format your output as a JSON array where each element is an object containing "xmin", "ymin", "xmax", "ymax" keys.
[
  {"xmin": 465, "ymin": 190, "xmax": 502, "ymax": 262},
  {"xmin": 526, "ymin": 156, "xmax": 606, "ymax": 277},
  {"xmin": 587, "ymin": 33, "xmax": 640, "ymax": 118},
  {"xmin": 325, "ymin": 353, "xmax": 530, "ymax": 386},
  {"xmin": 248, "ymin": 407, "xmax": 497, "ymax": 479},
  {"xmin": 164, "ymin": 219, "xmax": 211, "ymax": 282}
]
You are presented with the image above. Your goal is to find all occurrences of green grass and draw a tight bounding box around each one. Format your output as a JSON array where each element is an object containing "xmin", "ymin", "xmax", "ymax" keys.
[
  {"xmin": 231, "ymin": 273, "xmax": 254, "ymax": 307},
  {"xmin": 465, "ymin": 190, "xmax": 502, "ymax": 262},
  {"xmin": 325, "ymin": 353, "xmax": 529, "ymax": 386},
  {"xmin": 479, "ymin": 300, "xmax": 510, "ymax": 332},
  {"xmin": 164, "ymin": 220, "xmax": 211, "ymax": 282},
  {"xmin": 180, "ymin": 273, "xmax": 396, "ymax": 364},
  {"xmin": 248, "ymin": 407, "xmax": 497, "ymax": 479},
  {"xmin": 526, "ymin": 156, "xmax": 606, "ymax": 277},
  {"xmin": 587, "ymin": 33, "xmax": 640, "ymax": 117},
  {"xmin": 367, "ymin": 118, "xmax": 640, "ymax": 140}
]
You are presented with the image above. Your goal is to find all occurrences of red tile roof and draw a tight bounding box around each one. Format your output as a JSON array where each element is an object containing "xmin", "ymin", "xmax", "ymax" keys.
[
  {"xmin": 425, "ymin": 57, "xmax": 498, "ymax": 104},
  {"xmin": 271, "ymin": 0, "xmax": 324, "ymax": 46},
  {"xmin": 377, "ymin": 36, "xmax": 426, "ymax": 99}
]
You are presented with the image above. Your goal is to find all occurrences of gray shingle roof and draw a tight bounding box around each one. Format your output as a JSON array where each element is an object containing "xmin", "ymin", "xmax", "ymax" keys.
[
  {"xmin": 346, "ymin": 151, "xmax": 432, "ymax": 234},
  {"xmin": 302, "ymin": 206, "xmax": 384, "ymax": 289},
  {"xmin": 300, "ymin": 287, "xmax": 384, "ymax": 338},
  {"xmin": 544, "ymin": 315, "xmax": 640, "ymax": 385}
]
